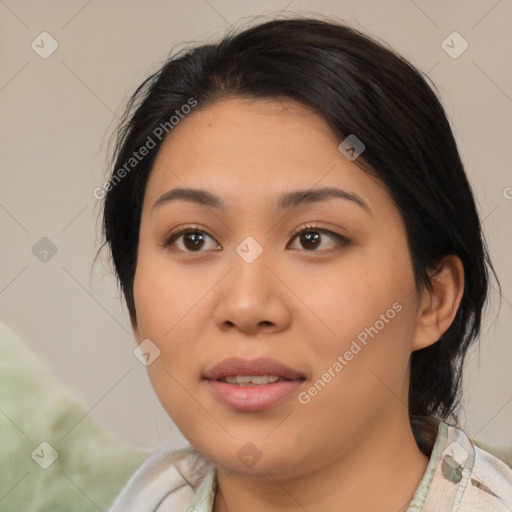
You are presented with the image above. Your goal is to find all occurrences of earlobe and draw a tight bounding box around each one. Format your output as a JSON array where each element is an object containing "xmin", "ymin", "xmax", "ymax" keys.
[{"xmin": 412, "ymin": 255, "xmax": 465, "ymax": 351}]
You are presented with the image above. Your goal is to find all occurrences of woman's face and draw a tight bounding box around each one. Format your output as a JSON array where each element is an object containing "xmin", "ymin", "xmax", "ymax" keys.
[{"xmin": 132, "ymin": 97, "xmax": 428, "ymax": 478}]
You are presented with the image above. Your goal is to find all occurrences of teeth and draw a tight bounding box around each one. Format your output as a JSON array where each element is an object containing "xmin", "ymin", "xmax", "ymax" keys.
[{"xmin": 223, "ymin": 375, "xmax": 281, "ymax": 386}]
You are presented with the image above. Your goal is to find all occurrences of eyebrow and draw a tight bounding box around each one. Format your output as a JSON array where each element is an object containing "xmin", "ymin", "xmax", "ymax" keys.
[{"xmin": 152, "ymin": 186, "xmax": 371, "ymax": 214}]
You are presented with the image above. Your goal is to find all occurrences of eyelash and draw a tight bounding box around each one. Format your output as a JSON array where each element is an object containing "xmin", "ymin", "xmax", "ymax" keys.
[{"xmin": 162, "ymin": 223, "xmax": 350, "ymax": 254}]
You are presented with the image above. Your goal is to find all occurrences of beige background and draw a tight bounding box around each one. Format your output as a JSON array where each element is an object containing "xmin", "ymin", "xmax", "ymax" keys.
[{"xmin": 1, "ymin": 0, "xmax": 511, "ymax": 451}]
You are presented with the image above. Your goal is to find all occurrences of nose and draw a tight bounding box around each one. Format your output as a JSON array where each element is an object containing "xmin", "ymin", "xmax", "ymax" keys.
[{"xmin": 212, "ymin": 242, "xmax": 292, "ymax": 335}]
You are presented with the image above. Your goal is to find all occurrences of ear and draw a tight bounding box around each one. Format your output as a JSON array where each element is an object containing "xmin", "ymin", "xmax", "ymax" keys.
[{"xmin": 412, "ymin": 255, "xmax": 465, "ymax": 351}]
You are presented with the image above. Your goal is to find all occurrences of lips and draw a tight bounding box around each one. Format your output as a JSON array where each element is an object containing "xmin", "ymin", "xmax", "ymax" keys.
[
  {"xmin": 203, "ymin": 357, "xmax": 306, "ymax": 381},
  {"xmin": 203, "ymin": 357, "xmax": 306, "ymax": 412}
]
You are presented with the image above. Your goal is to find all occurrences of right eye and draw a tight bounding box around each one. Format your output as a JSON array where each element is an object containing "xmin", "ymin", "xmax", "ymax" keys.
[{"xmin": 162, "ymin": 226, "xmax": 221, "ymax": 252}]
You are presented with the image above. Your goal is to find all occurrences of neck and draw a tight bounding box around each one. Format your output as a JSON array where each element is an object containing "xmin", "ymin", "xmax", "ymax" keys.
[{"xmin": 213, "ymin": 410, "xmax": 430, "ymax": 512}]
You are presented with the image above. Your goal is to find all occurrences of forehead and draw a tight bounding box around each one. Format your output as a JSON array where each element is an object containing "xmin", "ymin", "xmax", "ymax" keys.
[{"xmin": 143, "ymin": 97, "xmax": 388, "ymax": 214}]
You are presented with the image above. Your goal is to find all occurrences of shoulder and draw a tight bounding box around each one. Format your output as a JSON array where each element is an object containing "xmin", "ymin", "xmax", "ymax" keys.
[
  {"xmin": 108, "ymin": 445, "xmax": 213, "ymax": 512},
  {"xmin": 445, "ymin": 423, "xmax": 512, "ymax": 511},
  {"xmin": 466, "ymin": 440, "xmax": 512, "ymax": 508}
]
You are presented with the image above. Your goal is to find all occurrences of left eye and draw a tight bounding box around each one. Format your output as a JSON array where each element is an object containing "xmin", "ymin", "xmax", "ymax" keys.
[{"xmin": 288, "ymin": 225, "xmax": 349, "ymax": 252}]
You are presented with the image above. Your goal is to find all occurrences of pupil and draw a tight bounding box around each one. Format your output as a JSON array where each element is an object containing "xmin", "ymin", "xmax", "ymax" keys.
[
  {"xmin": 301, "ymin": 231, "xmax": 320, "ymax": 249},
  {"xmin": 185, "ymin": 232, "xmax": 204, "ymax": 250}
]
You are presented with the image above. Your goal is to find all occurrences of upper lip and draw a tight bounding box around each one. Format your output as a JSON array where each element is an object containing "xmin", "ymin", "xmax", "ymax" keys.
[{"xmin": 204, "ymin": 357, "xmax": 305, "ymax": 381}]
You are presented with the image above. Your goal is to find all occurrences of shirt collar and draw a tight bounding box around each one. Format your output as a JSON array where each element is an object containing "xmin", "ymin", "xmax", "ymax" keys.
[
  {"xmin": 187, "ymin": 464, "xmax": 217, "ymax": 511},
  {"xmin": 187, "ymin": 419, "xmax": 471, "ymax": 512}
]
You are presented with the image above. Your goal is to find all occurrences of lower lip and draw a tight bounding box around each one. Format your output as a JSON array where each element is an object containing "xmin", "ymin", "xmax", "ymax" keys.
[{"xmin": 206, "ymin": 379, "xmax": 304, "ymax": 412}]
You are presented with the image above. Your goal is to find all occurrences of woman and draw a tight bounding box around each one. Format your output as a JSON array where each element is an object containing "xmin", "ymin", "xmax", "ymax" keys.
[{"xmin": 101, "ymin": 16, "xmax": 512, "ymax": 512}]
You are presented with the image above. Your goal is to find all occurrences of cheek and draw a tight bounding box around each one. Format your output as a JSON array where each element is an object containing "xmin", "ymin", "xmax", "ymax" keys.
[
  {"xmin": 132, "ymin": 250, "xmax": 213, "ymax": 377},
  {"xmin": 309, "ymin": 292, "xmax": 419, "ymax": 414},
  {"xmin": 134, "ymin": 262, "xmax": 207, "ymax": 426},
  {"xmin": 294, "ymin": 258, "xmax": 409, "ymax": 345},
  {"xmin": 294, "ymin": 248, "xmax": 418, "ymax": 386},
  {"xmin": 133, "ymin": 250, "xmax": 202, "ymax": 340},
  {"xmin": 144, "ymin": 360, "xmax": 208, "ymax": 444}
]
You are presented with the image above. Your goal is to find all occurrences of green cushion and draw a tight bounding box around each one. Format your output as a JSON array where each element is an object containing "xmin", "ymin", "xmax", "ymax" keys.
[{"xmin": 0, "ymin": 324, "xmax": 150, "ymax": 511}]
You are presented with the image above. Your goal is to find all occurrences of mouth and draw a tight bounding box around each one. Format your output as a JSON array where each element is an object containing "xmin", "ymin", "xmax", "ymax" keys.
[
  {"xmin": 203, "ymin": 357, "xmax": 306, "ymax": 411},
  {"xmin": 203, "ymin": 356, "xmax": 306, "ymax": 381},
  {"xmin": 217, "ymin": 375, "xmax": 294, "ymax": 386}
]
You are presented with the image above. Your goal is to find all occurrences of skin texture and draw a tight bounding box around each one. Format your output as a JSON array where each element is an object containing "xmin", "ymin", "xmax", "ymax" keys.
[{"xmin": 131, "ymin": 97, "xmax": 464, "ymax": 511}]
